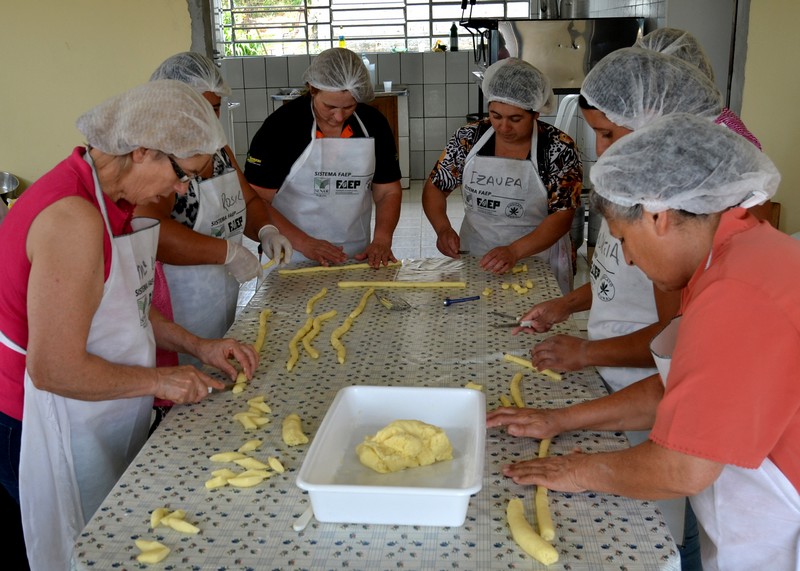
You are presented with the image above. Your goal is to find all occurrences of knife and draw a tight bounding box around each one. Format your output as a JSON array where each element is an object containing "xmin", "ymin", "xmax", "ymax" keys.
[
  {"xmin": 491, "ymin": 319, "xmax": 534, "ymax": 328},
  {"xmin": 209, "ymin": 382, "xmax": 235, "ymax": 393}
]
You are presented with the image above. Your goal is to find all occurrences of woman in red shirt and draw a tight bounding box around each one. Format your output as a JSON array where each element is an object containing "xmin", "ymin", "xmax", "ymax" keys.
[
  {"xmin": 0, "ymin": 80, "xmax": 259, "ymax": 571},
  {"xmin": 490, "ymin": 114, "xmax": 798, "ymax": 570}
]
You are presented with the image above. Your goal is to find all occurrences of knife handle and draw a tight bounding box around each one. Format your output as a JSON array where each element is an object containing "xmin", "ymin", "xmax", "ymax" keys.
[{"xmin": 443, "ymin": 295, "xmax": 480, "ymax": 307}]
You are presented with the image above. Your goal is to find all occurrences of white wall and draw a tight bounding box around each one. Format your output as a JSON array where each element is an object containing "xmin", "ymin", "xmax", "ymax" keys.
[
  {"xmin": 741, "ymin": 0, "xmax": 800, "ymax": 233},
  {"xmin": 0, "ymin": 1, "xmax": 193, "ymax": 189},
  {"xmin": 666, "ymin": 0, "xmax": 737, "ymax": 104}
]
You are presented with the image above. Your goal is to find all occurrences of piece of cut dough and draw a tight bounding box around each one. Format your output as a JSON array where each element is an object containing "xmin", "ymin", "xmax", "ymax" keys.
[
  {"xmin": 510, "ymin": 372, "xmax": 525, "ymax": 408},
  {"xmin": 268, "ymin": 456, "xmax": 286, "ymax": 473},
  {"xmin": 209, "ymin": 451, "xmax": 246, "ymax": 463},
  {"xmin": 135, "ymin": 539, "xmax": 171, "ymax": 564},
  {"xmin": 234, "ymin": 457, "xmax": 268, "ymax": 470},
  {"xmin": 227, "ymin": 474, "xmax": 267, "ymax": 487},
  {"xmin": 282, "ymin": 413, "xmax": 309, "ymax": 446}
]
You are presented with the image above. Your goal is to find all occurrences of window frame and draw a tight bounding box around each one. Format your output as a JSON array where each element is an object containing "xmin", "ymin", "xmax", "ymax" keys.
[{"xmin": 211, "ymin": 0, "xmax": 530, "ymax": 56}]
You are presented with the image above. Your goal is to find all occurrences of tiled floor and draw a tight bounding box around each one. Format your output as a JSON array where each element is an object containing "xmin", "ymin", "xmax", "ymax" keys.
[
  {"xmin": 391, "ymin": 181, "xmax": 461, "ymax": 260},
  {"xmin": 239, "ymin": 180, "xmax": 591, "ymax": 332}
]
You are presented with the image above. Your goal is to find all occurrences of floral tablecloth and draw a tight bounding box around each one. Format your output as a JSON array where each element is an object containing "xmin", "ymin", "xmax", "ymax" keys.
[{"xmin": 72, "ymin": 256, "xmax": 678, "ymax": 570}]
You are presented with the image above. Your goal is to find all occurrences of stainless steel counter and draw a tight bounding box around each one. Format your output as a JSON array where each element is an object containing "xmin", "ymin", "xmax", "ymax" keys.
[{"xmin": 72, "ymin": 256, "xmax": 678, "ymax": 570}]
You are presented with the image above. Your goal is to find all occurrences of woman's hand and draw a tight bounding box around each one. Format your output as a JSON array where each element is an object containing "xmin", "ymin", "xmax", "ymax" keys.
[
  {"xmin": 514, "ymin": 297, "xmax": 573, "ymax": 334},
  {"xmin": 258, "ymin": 224, "xmax": 293, "ymax": 264},
  {"xmin": 435, "ymin": 227, "xmax": 461, "ymax": 258},
  {"xmin": 531, "ymin": 335, "xmax": 589, "ymax": 372},
  {"xmin": 298, "ymin": 237, "xmax": 348, "ymax": 266},
  {"xmin": 502, "ymin": 452, "xmax": 589, "ymax": 490},
  {"xmin": 479, "ymin": 246, "xmax": 517, "ymax": 274},
  {"xmin": 355, "ymin": 238, "xmax": 397, "ymax": 268},
  {"xmin": 193, "ymin": 337, "xmax": 259, "ymax": 381},
  {"xmin": 486, "ymin": 406, "xmax": 563, "ymax": 439},
  {"xmin": 153, "ymin": 366, "xmax": 225, "ymax": 404}
]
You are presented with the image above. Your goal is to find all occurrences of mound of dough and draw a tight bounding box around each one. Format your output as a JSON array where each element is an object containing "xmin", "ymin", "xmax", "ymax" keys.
[{"xmin": 356, "ymin": 419, "xmax": 453, "ymax": 474}]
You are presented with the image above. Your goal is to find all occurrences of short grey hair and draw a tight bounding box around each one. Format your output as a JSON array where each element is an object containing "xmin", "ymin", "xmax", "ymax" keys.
[{"xmin": 589, "ymin": 191, "xmax": 643, "ymax": 222}]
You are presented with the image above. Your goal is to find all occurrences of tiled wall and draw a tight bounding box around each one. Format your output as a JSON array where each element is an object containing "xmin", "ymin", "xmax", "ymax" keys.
[
  {"xmin": 589, "ymin": 0, "xmax": 664, "ymax": 20},
  {"xmin": 218, "ymin": 0, "xmax": 664, "ymax": 187}
]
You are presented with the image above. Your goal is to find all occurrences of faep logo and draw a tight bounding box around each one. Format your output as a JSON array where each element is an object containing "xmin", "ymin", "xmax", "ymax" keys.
[
  {"xmin": 476, "ymin": 197, "xmax": 500, "ymax": 210},
  {"xmin": 335, "ymin": 179, "xmax": 361, "ymax": 190},
  {"xmin": 228, "ymin": 215, "xmax": 243, "ymax": 234}
]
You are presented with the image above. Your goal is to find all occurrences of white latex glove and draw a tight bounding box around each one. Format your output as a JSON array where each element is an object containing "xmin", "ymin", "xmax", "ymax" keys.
[
  {"xmin": 258, "ymin": 224, "xmax": 293, "ymax": 264},
  {"xmin": 224, "ymin": 240, "xmax": 261, "ymax": 283}
]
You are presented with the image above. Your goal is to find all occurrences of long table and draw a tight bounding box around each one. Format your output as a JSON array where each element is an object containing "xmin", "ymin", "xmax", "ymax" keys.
[{"xmin": 72, "ymin": 256, "xmax": 679, "ymax": 570}]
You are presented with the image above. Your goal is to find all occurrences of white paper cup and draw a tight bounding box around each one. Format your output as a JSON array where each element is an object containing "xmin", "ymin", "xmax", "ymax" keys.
[{"xmin": 383, "ymin": 80, "xmax": 392, "ymax": 92}]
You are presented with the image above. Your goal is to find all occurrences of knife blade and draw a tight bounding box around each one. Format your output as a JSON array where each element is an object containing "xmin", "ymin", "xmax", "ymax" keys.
[
  {"xmin": 209, "ymin": 382, "xmax": 235, "ymax": 393},
  {"xmin": 491, "ymin": 319, "xmax": 533, "ymax": 328}
]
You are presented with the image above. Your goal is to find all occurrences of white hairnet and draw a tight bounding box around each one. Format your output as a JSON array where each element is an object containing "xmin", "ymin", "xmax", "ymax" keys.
[
  {"xmin": 150, "ymin": 51, "xmax": 232, "ymax": 97},
  {"xmin": 591, "ymin": 113, "xmax": 780, "ymax": 214},
  {"xmin": 76, "ymin": 80, "xmax": 227, "ymax": 158},
  {"xmin": 303, "ymin": 48, "xmax": 374, "ymax": 103},
  {"xmin": 635, "ymin": 28, "xmax": 715, "ymax": 82},
  {"xmin": 581, "ymin": 47, "xmax": 722, "ymax": 131},
  {"xmin": 482, "ymin": 58, "xmax": 555, "ymax": 114}
]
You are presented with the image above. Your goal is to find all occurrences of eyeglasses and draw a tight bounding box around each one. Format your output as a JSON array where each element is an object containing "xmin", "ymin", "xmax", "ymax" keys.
[{"xmin": 167, "ymin": 155, "xmax": 196, "ymax": 184}]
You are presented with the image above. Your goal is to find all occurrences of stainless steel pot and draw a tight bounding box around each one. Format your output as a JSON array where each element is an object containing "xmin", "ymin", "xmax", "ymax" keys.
[{"xmin": 0, "ymin": 171, "xmax": 19, "ymax": 198}]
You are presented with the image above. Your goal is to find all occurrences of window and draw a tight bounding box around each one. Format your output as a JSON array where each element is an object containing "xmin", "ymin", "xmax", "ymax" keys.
[{"xmin": 212, "ymin": 0, "xmax": 530, "ymax": 56}]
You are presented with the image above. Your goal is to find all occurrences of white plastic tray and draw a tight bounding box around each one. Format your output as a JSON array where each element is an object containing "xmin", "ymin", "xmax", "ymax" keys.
[{"xmin": 296, "ymin": 385, "xmax": 486, "ymax": 526}]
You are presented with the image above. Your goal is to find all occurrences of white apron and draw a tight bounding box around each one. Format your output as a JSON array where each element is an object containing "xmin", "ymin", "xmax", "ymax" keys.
[
  {"xmin": 588, "ymin": 218, "xmax": 659, "ymax": 393},
  {"xmin": 18, "ymin": 155, "xmax": 158, "ymax": 571},
  {"xmin": 587, "ymin": 220, "xmax": 663, "ymax": 511},
  {"xmin": 459, "ymin": 125, "xmax": 573, "ymax": 293},
  {"xmin": 651, "ymin": 317, "xmax": 800, "ymax": 570},
  {"xmin": 163, "ymin": 158, "xmax": 245, "ymax": 358},
  {"xmin": 272, "ymin": 106, "xmax": 376, "ymax": 262}
]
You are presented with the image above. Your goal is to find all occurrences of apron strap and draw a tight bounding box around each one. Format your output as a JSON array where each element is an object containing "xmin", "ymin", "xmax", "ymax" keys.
[
  {"xmin": 465, "ymin": 126, "xmax": 495, "ymax": 164},
  {"xmin": 0, "ymin": 329, "xmax": 25, "ymax": 355},
  {"xmin": 83, "ymin": 150, "xmax": 114, "ymax": 238},
  {"xmin": 351, "ymin": 110, "xmax": 369, "ymax": 137}
]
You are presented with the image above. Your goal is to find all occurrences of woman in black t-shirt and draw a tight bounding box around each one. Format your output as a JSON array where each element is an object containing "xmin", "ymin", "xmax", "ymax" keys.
[{"xmin": 245, "ymin": 48, "xmax": 402, "ymax": 267}]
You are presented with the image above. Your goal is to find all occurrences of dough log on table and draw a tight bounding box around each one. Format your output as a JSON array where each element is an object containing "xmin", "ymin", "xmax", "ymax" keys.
[
  {"xmin": 506, "ymin": 498, "xmax": 559, "ymax": 565},
  {"xmin": 330, "ymin": 288, "xmax": 374, "ymax": 364},
  {"xmin": 338, "ymin": 281, "xmax": 466, "ymax": 288},
  {"xmin": 503, "ymin": 353, "xmax": 562, "ymax": 381}
]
